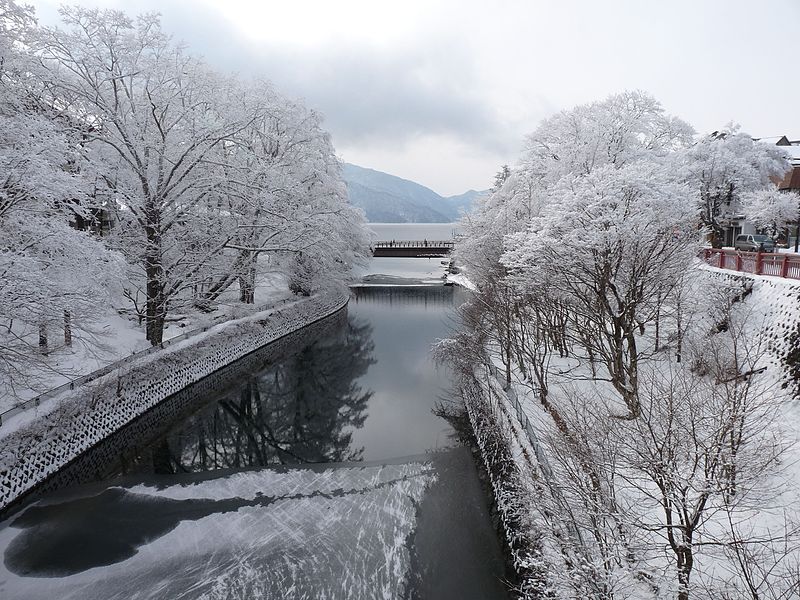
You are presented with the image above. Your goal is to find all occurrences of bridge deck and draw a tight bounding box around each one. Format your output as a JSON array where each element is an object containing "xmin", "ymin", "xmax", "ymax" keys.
[{"xmin": 372, "ymin": 240, "xmax": 454, "ymax": 258}]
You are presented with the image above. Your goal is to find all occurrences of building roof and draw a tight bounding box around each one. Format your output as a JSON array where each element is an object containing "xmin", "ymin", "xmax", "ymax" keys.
[
  {"xmin": 778, "ymin": 165, "xmax": 800, "ymax": 191},
  {"xmin": 757, "ymin": 135, "xmax": 800, "ymax": 190},
  {"xmin": 757, "ymin": 135, "xmax": 792, "ymax": 145},
  {"xmin": 757, "ymin": 135, "xmax": 800, "ymax": 166},
  {"xmin": 783, "ymin": 145, "xmax": 800, "ymax": 164}
]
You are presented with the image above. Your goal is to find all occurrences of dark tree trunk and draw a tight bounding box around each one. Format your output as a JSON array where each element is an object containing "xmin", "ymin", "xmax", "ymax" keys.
[
  {"xmin": 144, "ymin": 209, "xmax": 167, "ymax": 346},
  {"xmin": 199, "ymin": 273, "xmax": 236, "ymax": 304},
  {"xmin": 238, "ymin": 251, "xmax": 257, "ymax": 304},
  {"xmin": 145, "ymin": 260, "xmax": 166, "ymax": 346},
  {"xmin": 710, "ymin": 224, "xmax": 725, "ymax": 248},
  {"xmin": 795, "ymin": 223, "xmax": 799, "ymax": 253},
  {"xmin": 676, "ymin": 297, "xmax": 683, "ymax": 363},
  {"xmin": 199, "ymin": 251, "xmax": 248, "ymax": 304},
  {"xmin": 676, "ymin": 544, "xmax": 693, "ymax": 600},
  {"xmin": 654, "ymin": 303, "xmax": 660, "ymax": 352},
  {"xmin": 238, "ymin": 277, "xmax": 253, "ymax": 304},
  {"xmin": 38, "ymin": 322, "xmax": 48, "ymax": 355},
  {"xmin": 63, "ymin": 309, "xmax": 72, "ymax": 347}
]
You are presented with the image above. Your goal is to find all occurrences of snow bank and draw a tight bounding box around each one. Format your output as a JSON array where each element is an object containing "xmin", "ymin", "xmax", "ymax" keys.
[
  {"xmin": 0, "ymin": 289, "xmax": 349, "ymax": 513},
  {"xmin": 445, "ymin": 272, "xmax": 477, "ymax": 291}
]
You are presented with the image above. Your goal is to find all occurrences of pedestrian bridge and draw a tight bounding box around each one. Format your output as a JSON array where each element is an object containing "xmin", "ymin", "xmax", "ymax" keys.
[{"xmin": 372, "ymin": 240, "xmax": 455, "ymax": 257}]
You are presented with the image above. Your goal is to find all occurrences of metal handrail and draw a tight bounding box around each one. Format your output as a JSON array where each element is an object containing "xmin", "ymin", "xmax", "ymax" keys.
[
  {"xmin": 0, "ymin": 296, "xmax": 293, "ymax": 425},
  {"xmin": 373, "ymin": 240, "xmax": 455, "ymax": 248}
]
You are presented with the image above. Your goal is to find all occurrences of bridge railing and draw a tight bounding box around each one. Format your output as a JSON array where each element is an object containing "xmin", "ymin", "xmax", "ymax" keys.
[
  {"xmin": 373, "ymin": 240, "xmax": 455, "ymax": 248},
  {"xmin": 701, "ymin": 248, "xmax": 800, "ymax": 279}
]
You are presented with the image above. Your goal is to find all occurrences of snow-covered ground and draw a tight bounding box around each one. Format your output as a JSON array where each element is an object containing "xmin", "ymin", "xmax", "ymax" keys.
[
  {"xmin": 1, "ymin": 272, "xmax": 291, "ymax": 414},
  {"xmin": 485, "ymin": 265, "xmax": 800, "ymax": 596}
]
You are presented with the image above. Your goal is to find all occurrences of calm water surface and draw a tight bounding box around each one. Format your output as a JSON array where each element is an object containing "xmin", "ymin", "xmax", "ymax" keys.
[{"xmin": 100, "ymin": 285, "xmax": 463, "ymax": 471}]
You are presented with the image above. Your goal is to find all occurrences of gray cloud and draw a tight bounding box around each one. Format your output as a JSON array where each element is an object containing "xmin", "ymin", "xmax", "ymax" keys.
[
  {"xmin": 34, "ymin": 0, "xmax": 800, "ymax": 194},
  {"xmin": 58, "ymin": 1, "xmax": 525, "ymax": 156},
  {"xmin": 249, "ymin": 41, "xmax": 516, "ymax": 152}
]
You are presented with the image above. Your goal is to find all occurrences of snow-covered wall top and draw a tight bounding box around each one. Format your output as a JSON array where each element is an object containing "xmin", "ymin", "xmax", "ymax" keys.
[
  {"xmin": 0, "ymin": 289, "xmax": 349, "ymax": 514},
  {"xmin": 699, "ymin": 263, "xmax": 800, "ymax": 392}
]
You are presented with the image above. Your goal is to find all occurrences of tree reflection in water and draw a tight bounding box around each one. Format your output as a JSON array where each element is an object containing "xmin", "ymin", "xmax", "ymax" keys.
[{"xmin": 146, "ymin": 317, "xmax": 375, "ymax": 474}]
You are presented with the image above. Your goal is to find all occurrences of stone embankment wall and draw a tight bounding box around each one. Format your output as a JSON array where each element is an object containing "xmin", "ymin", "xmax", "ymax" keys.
[
  {"xmin": 700, "ymin": 266, "xmax": 800, "ymax": 393},
  {"xmin": 458, "ymin": 366, "xmax": 551, "ymax": 598},
  {"xmin": 0, "ymin": 290, "xmax": 349, "ymax": 513}
]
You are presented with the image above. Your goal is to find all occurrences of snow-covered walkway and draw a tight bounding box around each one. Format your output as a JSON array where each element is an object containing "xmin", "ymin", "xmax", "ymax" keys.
[{"xmin": 1, "ymin": 278, "xmax": 293, "ymax": 418}]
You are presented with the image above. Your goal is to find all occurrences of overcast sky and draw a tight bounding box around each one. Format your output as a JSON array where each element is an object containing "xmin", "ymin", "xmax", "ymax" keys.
[{"xmin": 26, "ymin": 0, "xmax": 800, "ymax": 196}]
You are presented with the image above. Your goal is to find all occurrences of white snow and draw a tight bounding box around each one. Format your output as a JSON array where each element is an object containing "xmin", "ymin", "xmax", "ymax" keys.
[
  {"xmin": 445, "ymin": 273, "xmax": 476, "ymax": 291},
  {"xmin": 497, "ymin": 265, "xmax": 800, "ymax": 596},
  {"xmin": 0, "ymin": 273, "xmax": 292, "ymax": 414}
]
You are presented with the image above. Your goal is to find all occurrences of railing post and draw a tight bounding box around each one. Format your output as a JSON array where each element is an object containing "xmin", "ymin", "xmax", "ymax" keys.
[
  {"xmin": 755, "ymin": 251, "xmax": 763, "ymax": 275},
  {"xmin": 735, "ymin": 252, "xmax": 742, "ymax": 271},
  {"xmin": 782, "ymin": 255, "xmax": 790, "ymax": 278}
]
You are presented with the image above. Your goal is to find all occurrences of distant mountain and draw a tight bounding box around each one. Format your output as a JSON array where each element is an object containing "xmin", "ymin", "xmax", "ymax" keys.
[
  {"xmin": 445, "ymin": 189, "xmax": 484, "ymax": 215},
  {"xmin": 342, "ymin": 163, "xmax": 486, "ymax": 223}
]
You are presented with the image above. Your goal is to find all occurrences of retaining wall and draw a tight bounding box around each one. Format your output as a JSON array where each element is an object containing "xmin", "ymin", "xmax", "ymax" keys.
[
  {"xmin": 0, "ymin": 289, "xmax": 349, "ymax": 513},
  {"xmin": 459, "ymin": 365, "xmax": 551, "ymax": 598}
]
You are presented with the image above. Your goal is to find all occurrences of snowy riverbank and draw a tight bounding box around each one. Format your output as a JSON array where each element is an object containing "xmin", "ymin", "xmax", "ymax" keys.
[
  {"xmin": 1, "ymin": 273, "xmax": 293, "ymax": 415},
  {"xmin": 450, "ymin": 265, "xmax": 800, "ymax": 597},
  {"xmin": 0, "ymin": 289, "xmax": 349, "ymax": 514}
]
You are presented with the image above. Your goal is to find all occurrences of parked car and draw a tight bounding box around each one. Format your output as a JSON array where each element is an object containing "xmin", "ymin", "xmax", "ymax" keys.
[{"xmin": 734, "ymin": 234, "xmax": 776, "ymax": 253}]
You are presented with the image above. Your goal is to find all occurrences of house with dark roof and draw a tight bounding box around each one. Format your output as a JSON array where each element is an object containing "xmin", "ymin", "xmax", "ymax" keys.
[
  {"xmin": 771, "ymin": 136, "xmax": 800, "ymax": 193},
  {"xmin": 763, "ymin": 136, "xmax": 800, "ymax": 249}
]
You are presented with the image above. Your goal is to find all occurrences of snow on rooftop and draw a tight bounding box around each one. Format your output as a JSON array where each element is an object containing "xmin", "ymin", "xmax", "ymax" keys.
[
  {"xmin": 784, "ymin": 145, "xmax": 800, "ymax": 162},
  {"xmin": 757, "ymin": 136, "xmax": 787, "ymax": 144},
  {"xmin": 756, "ymin": 136, "xmax": 800, "ymax": 164}
]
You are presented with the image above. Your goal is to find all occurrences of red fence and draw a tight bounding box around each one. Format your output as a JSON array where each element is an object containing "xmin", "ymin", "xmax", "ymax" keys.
[{"xmin": 701, "ymin": 248, "xmax": 800, "ymax": 279}]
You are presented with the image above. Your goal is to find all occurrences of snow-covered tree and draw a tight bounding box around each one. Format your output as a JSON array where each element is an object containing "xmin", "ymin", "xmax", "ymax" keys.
[
  {"xmin": 35, "ymin": 9, "xmax": 367, "ymax": 342},
  {"xmin": 444, "ymin": 92, "xmax": 798, "ymax": 597},
  {"xmin": 506, "ymin": 161, "xmax": 696, "ymax": 410},
  {"xmin": 217, "ymin": 89, "xmax": 368, "ymax": 301},
  {"xmin": 35, "ymin": 8, "xmax": 261, "ymax": 344},
  {"xmin": 741, "ymin": 186, "xmax": 799, "ymax": 238},
  {"xmin": 502, "ymin": 94, "xmax": 698, "ymax": 419},
  {"xmin": 491, "ymin": 164, "xmax": 511, "ymax": 192},
  {"xmin": 684, "ymin": 128, "xmax": 790, "ymax": 245},
  {"xmin": 0, "ymin": 0, "xmax": 366, "ymax": 403},
  {"xmin": 520, "ymin": 90, "xmax": 693, "ymax": 186},
  {"xmin": 0, "ymin": 0, "xmax": 123, "ymax": 396}
]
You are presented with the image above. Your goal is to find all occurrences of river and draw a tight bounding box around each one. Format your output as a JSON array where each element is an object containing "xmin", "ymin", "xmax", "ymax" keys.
[{"xmin": 0, "ymin": 226, "xmax": 508, "ymax": 599}]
